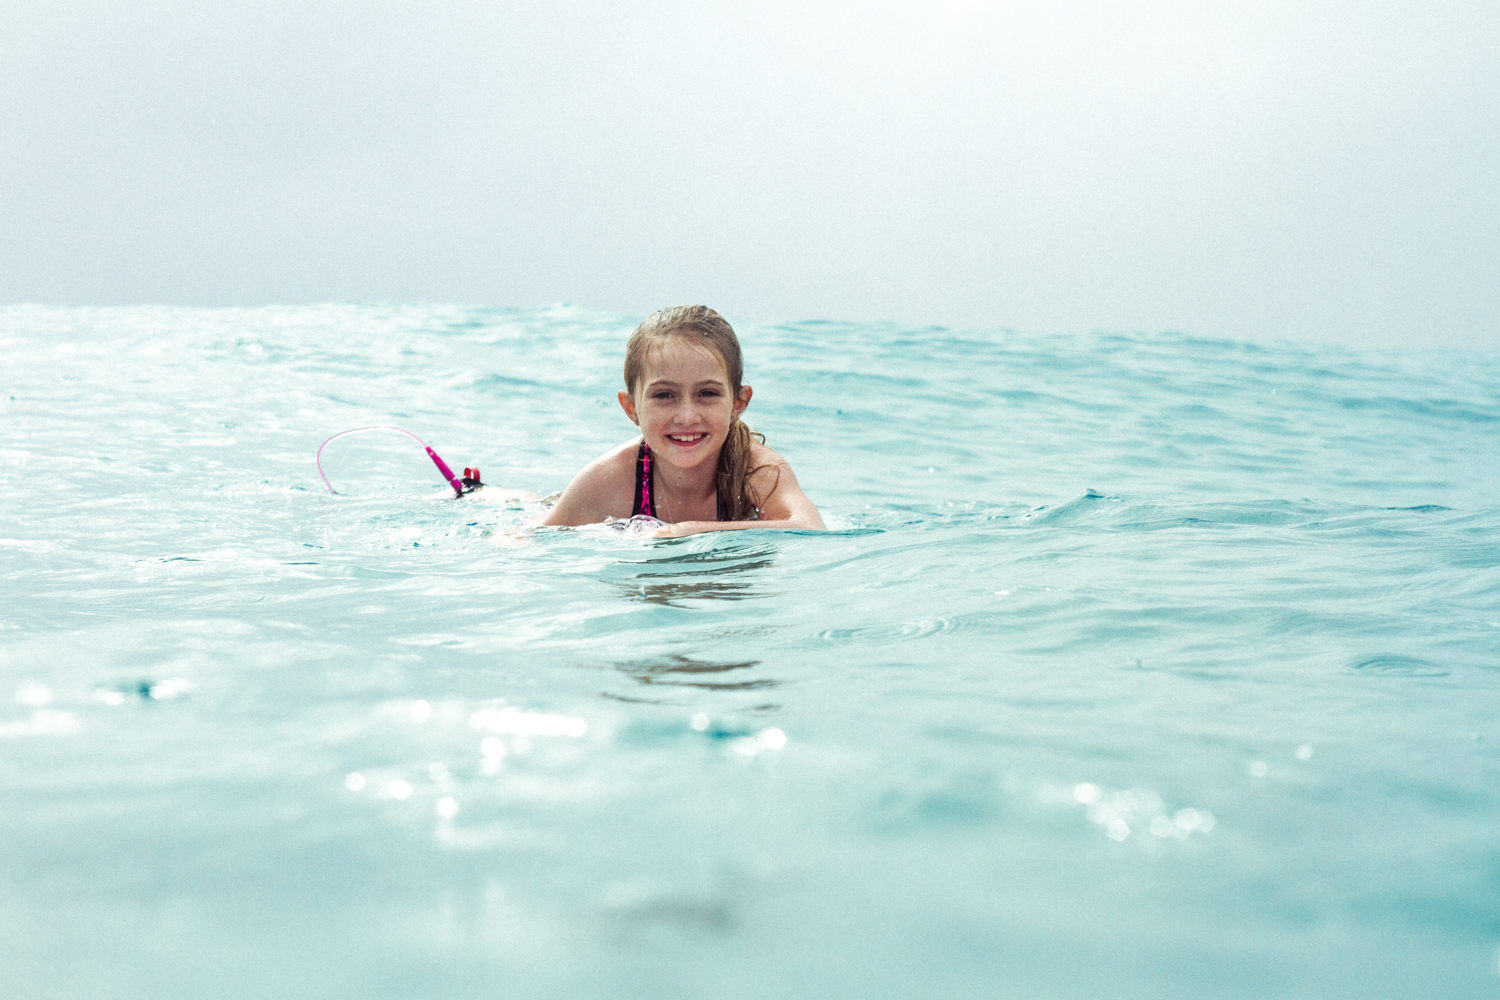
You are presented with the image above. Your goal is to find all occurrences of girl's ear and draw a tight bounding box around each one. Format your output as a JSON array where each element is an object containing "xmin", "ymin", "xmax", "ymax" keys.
[
  {"xmin": 618, "ymin": 389, "xmax": 639, "ymax": 425},
  {"xmin": 733, "ymin": 385, "xmax": 752, "ymax": 419}
]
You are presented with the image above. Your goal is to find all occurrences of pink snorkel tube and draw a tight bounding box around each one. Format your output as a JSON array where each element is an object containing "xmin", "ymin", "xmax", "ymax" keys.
[{"xmin": 316, "ymin": 426, "xmax": 473, "ymax": 497}]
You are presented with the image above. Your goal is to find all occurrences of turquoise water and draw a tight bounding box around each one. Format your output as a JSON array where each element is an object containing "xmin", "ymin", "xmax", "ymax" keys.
[{"xmin": 3, "ymin": 303, "xmax": 1499, "ymax": 998}]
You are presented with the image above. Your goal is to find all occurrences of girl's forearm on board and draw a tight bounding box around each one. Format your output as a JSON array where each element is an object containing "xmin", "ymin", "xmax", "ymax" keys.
[{"xmin": 652, "ymin": 518, "xmax": 824, "ymax": 538}]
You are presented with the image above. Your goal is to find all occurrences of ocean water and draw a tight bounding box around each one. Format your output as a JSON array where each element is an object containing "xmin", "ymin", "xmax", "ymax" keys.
[{"xmin": 3, "ymin": 303, "xmax": 1499, "ymax": 999}]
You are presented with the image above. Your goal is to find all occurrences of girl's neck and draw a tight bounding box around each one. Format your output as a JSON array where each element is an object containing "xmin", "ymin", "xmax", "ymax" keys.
[{"xmin": 650, "ymin": 445, "xmax": 719, "ymax": 517}]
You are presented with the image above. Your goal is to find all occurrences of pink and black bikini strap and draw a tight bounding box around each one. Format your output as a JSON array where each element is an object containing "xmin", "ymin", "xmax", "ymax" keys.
[{"xmin": 632, "ymin": 442, "xmax": 655, "ymax": 518}]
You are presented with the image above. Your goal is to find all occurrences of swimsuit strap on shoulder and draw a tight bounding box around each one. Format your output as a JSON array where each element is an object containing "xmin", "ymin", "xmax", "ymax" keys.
[{"xmin": 632, "ymin": 442, "xmax": 654, "ymax": 518}]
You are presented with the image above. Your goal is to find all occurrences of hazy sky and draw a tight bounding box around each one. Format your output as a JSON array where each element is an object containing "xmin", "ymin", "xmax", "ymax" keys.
[{"xmin": 3, "ymin": 1, "xmax": 1496, "ymax": 348}]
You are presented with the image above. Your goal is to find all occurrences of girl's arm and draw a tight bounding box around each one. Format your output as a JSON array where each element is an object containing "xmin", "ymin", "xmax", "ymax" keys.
[{"xmin": 652, "ymin": 454, "xmax": 825, "ymax": 538}]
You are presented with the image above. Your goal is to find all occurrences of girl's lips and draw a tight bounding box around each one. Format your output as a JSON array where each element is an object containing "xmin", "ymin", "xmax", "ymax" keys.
[{"xmin": 664, "ymin": 433, "xmax": 709, "ymax": 445}]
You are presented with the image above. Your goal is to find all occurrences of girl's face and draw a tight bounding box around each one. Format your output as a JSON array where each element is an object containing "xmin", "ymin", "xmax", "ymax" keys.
[{"xmin": 618, "ymin": 337, "xmax": 751, "ymax": 471}]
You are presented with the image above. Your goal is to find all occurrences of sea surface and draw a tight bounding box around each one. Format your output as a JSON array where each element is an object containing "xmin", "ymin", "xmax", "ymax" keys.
[{"xmin": 3, "ymin": 303, "xmax": 1499, "ymax": 998}]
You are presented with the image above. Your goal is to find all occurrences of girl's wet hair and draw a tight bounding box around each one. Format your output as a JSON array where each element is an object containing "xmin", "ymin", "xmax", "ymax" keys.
[{"xmin": 624, "ymin": 305, "xmax": 771, "ymax": 521}]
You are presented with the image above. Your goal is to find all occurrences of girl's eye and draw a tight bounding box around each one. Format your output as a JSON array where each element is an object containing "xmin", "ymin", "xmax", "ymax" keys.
[
  {"xmin": 699, "ymin": 389, "xmax": 721, "ymax": 398},
  {"xmin": 652, "ymin": 391, "xmax": 673, "ymax": 400}
]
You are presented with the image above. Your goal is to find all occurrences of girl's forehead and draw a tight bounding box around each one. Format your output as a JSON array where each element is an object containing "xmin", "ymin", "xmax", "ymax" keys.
[{"xmin": 641, "ymin": 337, "xmax": 729, "ymax": 381}]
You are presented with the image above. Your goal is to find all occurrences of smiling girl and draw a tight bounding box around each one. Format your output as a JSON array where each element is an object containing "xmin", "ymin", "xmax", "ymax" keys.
[{"xmin": 536, "ymin": 305, "xmax": 824, "ymax": 538}]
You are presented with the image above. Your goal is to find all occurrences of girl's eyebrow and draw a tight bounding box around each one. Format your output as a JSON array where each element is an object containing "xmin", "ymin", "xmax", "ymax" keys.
[{"xmin": 646, "ymin": 377, "xmax": 726, "ymax": 388}]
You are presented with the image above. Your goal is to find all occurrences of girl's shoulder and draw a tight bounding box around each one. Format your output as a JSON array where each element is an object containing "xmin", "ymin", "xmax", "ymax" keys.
[
  {"xmin": 742, "ymin": 438, "xmax": 822, "ymax": 526},
  {"xmin": 745, "ymin": 440, "xmax": 798, "ymax": 498},
  {"xmin": 573, "ymin": 438, "xmax": 642, "ymax": 490},
  {"xmin": 750, "ymin": 437, "xmax": 786, "ymax": 464},
  {"xmin": 539, "ymin": 438, "xmax": 641, "ymax": 525},
  {"xmin": 748, "ymin": 439, "xmax": 791, "ymax": 469}
]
